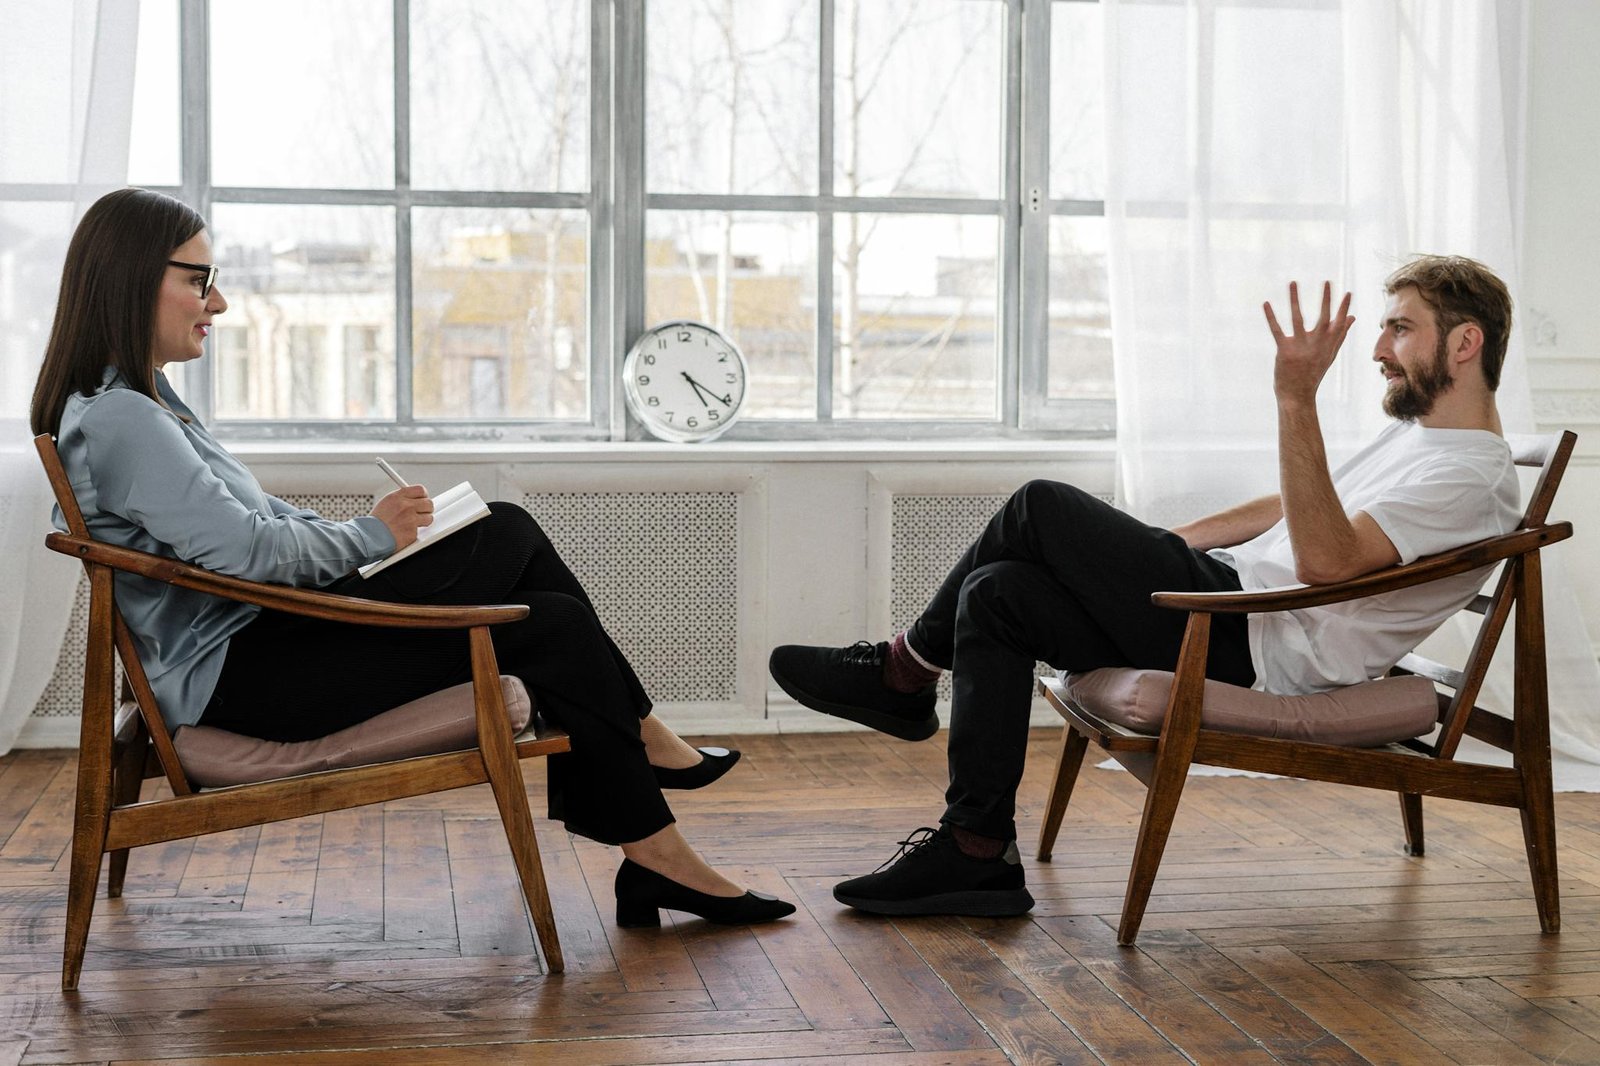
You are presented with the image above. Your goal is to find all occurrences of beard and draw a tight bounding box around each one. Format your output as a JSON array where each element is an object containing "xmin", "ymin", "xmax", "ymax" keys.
[{"xmin": 1382, "ymin": 336, "xmax": 1454, "ymax": 421}]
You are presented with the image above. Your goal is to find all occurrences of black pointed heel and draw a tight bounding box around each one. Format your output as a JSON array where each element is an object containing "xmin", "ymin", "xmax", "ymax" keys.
[
  {"xmin": 651, "ymin": 746, "xmax": 741, "ymax": 790},
  {"xmin": 613, "ymin": 859, "xmax": 796, "ymax": 928}
]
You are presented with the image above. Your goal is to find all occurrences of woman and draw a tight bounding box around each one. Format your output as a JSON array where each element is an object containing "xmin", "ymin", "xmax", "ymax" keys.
[{"xmin": 30, "ymin": 188, "xmax": 792, "ymax": 928}]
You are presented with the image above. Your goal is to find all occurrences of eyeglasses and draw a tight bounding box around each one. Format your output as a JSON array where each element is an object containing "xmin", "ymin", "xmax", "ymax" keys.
[{"xmin": 167, "ymin": 259, "xmax": 219, "ymax": 299}]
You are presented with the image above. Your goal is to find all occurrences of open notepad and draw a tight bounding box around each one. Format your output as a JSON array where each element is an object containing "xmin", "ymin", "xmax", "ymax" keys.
[{"xmin": 358, "ymin": 481, "xmax": 492, "ymax": 578}]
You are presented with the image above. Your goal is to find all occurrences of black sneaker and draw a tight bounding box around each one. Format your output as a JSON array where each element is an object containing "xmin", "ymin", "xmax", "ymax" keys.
[
  {"xmin": 769, "ymin": 641, "xmax": 938, "ymax": 741},
  {"xmin": 834, "ymin": 826, "xmax": 1035, "ymax": 917}
]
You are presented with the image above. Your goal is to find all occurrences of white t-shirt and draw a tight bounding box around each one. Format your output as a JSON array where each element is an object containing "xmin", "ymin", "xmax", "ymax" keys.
[{"xmin": 1211, "ymin": 421, "xmax": 1520, "ymax": 695}]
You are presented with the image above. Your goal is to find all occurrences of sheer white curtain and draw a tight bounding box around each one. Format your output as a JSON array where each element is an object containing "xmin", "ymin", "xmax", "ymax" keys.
[
  {"xmin": 1103, "ymin": 0, "xmax": 1600, "ymax": 785},
  {"xmin": 0, "ymin": 0, "xmax": 140, "ymax": 752}
]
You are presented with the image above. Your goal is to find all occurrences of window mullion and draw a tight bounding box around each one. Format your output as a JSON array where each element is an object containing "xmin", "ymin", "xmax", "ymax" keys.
[
  {"xmin": 393, "ymin": 0, "xmax": 413, "ymax": 426},
  {"xmin": 614, "ymin": 0, "xmax": 646, "ymax": 440},
  {"xmin": 1018, "ymin": 0, "xmax": 1051, "ymax": 428},
  {"xmin": 590, "ymin": 0, "xmax": 615, "ymax": 435},
  {"xmin": 1000, "ymin": 0, "xmax": 1025, "ymax": 428},
  {"xmin": 180, "ymin": 0, "xmax": 213, "ymax": 424},
  {"xmin": 816, "ymin": 0, "xmax": 835, "ymax": 422}
]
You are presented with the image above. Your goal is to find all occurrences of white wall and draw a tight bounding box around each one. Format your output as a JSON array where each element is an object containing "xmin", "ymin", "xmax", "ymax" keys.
[{"xmin": 1522, "ymin": 0, "xmax": 1600, "ymax": 654}]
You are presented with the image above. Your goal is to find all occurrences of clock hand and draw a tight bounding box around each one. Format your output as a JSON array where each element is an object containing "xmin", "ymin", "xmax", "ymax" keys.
[
  {"xmin": 683, "ymin": 371, "xmax": 733, "ymax": 406},
  {"xmin": 680, "ymin": 371, "xmax": 713, "ymax": 408}
]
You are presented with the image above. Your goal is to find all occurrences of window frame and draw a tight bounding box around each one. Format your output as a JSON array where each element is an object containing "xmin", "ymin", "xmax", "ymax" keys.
[{"xmin": 9, "ymin": 0, "xmax": 1117, "ymax": 442}]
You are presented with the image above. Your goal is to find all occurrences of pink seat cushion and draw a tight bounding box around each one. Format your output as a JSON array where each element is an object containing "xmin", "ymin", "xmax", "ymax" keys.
[
  {"xmin": 173, "ymin": 676, "xmax": 533, "ymax": 788},
  {"xmin": 1061, "ymin": 668, "xmax": 1439, "ymax": 747}
]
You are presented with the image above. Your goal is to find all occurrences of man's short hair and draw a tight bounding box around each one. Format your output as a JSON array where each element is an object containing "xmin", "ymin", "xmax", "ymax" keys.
[{"xmin": 1384, "ymin": 255, "xmax": 1513, "ymax": 390}]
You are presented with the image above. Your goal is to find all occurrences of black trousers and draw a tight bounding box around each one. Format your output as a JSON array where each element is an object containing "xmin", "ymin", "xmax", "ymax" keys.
[
  {"xmin": 201, "ymin": 502, "xmax": 672, "ymax": 846},
  {"xmin": 907, "ymin": 480, "xmax": 1256, "ymax": 840}
]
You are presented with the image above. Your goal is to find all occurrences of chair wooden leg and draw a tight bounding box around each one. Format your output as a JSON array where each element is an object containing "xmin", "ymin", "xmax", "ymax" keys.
[
  {"xmin": 65, "ymin": 568, "xmax": 117, "ymax": 992},
  {"xmin": 1513, "ymin": 556, "xmax": 1560, "ymax": 933},
  {"xmin": 1399, "ymin": 792, "xmax": 1424, "ymax": 857},
  {"xmin": 481, "ymin": 740, "xmax": 565, "ymax": 974},
  {"xmin": 1117, "ymin": 614, "xmax": 1209, "ymax": 946},
  {"xmin": 1037, "ymin": 727, "xmax": 1089, "ymax": 862},
  {"xmin": 105, "ymin": 734, "xmax": 149, "ymax": 898},
  {"xmin": 470, "ymin": 631, "xmax": 565, "ymax": 974}
]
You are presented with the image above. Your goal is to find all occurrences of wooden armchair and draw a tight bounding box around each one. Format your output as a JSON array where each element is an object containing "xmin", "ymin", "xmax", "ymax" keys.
[
  {"xmin": 1035, "ymin": 431, "xmax": 1577, "ymax": 945},
  {"xmin": 33, "ymin": 435, "xmax": 571, "ymax": 990}
]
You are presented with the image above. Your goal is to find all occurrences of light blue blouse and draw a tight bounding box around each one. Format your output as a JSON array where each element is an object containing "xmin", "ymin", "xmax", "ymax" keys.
[{"xmin": 53, "ymin": 367, "xmax": 395, "ymax": 729}]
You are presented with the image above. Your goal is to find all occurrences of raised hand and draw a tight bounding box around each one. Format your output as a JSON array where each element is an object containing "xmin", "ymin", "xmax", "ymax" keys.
[{"xmin": 1264, "ymin": 280, "xmax": 1355, "ymax": 406}]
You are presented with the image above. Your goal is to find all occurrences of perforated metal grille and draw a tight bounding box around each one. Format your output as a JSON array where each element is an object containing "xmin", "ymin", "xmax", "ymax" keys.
[
  {"xmin": 276, "ymin": 493, "xmax": 371, "ymax": 521},
  {"xmin": 889, "ymin": 492, "xmax": 1113, "ymax": 699},
  {"xmin": 524, "ymin": 492, "xmax": 740, "ymax": 702}
]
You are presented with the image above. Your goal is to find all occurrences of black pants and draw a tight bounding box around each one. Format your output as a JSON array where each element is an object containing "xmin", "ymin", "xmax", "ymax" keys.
[
  {"xmin": 201, "ymin": 502, "xmax": 672, "ymax": 846},
  {"xmin": 907, "ymin": 480, "xmax": 1256, "ymax": 840}
]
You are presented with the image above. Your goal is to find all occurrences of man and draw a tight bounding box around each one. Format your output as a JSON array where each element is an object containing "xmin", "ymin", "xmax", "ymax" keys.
[{"xmin": 769, "ymin": 256, "xmax": 1522, "ymax": 918}]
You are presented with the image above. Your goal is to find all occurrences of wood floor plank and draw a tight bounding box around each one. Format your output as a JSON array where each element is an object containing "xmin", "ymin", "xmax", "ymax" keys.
[
  {"xmin": 0, "ymin": 754, "xmax": 70, "ymax": 850},
  {"xmin": 107, "ymin": 1026, "xmax": 914, "ymax": 1065},
  {"xmin": 741, "ymin": 867, "xmax": 896, "ymax": 1034},
  {"xmin": 3, "ymin": 732, "xmax": 1599, "ymax": 1066},
  {"xmin": 443, "ymin": 816, "xmax": 536, "ymax": 959},
  {"xmin": 1135, "ymin": 930, "xmax": 1367, "ymax": 1065},
  {"xmin": 1036, "ymin": 915, "xmax": 1282, "ymax": 1065},
  {"xmin": 1215, "ymin": 944, "xmax": 1457, "ymax": 1065},
  {"xmin": 969, "ymin": 918, "xmax": 1189, "ymax": 1064},
  {"xmin": 1422, "ymin": 974, "xmax": 1600, "ymax": 1063},
  {"xmin": 786, "ymin": 877, "xmax": 995, "ymax": 1053},
  {"xmin": 0, "ymin": 760, "xmax": 75, "ymax": 868},
  {"xmin": 890, "ymin": 915, "xmax": 1095, "ymax": 1065},
  {"xmin": 380, "ymin": 809, "xmax": 456, "ymax": 945},
  {"xmin": 1314, "ymin": 959, "xmax": 1546, "ymax": 1066}
]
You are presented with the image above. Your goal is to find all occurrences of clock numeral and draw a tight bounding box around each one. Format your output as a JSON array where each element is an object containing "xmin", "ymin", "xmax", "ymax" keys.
[
  {"xmin": 677, "ymin": 330, "xmax": 692, "ymax": 342},
  {"xmin": 642, "ymin": 353, "xmax": 656, "ymax": 365},
  {"xmin": 637, "ymin": 375, "xmax": 650, "ymax": 385},
  {"xmin": 687, "ymin": 416, "xmax": 699, "ymax": 428},
  {"xmin": 657, "ymin": 338, "xmax": 667, "ymax": 349},
  {"xmin": 708, "ymin": 409, "xmax": 720, "ymax": 421},
  {"xmin": 646, "ymin": 396, "xmax": 659, "ymax": 406},
  {"xmin": 664, "ymin": 411, "xmax": 674, "ymax": 422},
  {"xmin": 725, "ymin": 372, "xmax": 736, "ymax": 383},
  {"xmin": 717, "ymin": 354, "xmax": 728, "ymax": 363}
]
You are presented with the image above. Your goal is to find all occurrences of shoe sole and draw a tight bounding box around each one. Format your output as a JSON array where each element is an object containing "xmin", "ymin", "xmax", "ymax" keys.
[
  {"xmin": 833, "ymin": 886, "xmax": 1035, "ymax": 917},
  {"xmin": 768, "ymin": 657, "xmax": 938, "ymax": 742}
]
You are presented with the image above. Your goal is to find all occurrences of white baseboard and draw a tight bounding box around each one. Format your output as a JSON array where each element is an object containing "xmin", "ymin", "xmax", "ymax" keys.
[{"xmin": 14, "ymin": 717, "xmax": 80, "ymax": 749}]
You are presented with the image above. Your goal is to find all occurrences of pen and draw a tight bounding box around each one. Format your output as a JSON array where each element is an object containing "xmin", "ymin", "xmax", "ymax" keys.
[{"xmin": 375, "ymin": 457, "xmax": 410, "ymax": 489}]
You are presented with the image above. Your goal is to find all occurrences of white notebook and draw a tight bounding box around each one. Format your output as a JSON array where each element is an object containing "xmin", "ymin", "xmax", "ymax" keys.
[{"xmin": 358, "ymin": 481, "xmax": 492, "ymax": 578}]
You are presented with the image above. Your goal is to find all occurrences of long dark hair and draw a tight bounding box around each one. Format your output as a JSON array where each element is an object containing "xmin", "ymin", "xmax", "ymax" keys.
[{"xmin": 30, "ymin": 188, "xmax": 207, "ymax": 436}]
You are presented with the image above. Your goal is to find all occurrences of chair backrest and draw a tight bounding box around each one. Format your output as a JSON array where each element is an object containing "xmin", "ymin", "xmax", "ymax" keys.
[
  {"xmin": 33, "ymin": 434, "xmax": 194, "ymax": 795},
  {"xmin": 1402, "ymin": 430, "xmax": 1576, "ymax": 760}
]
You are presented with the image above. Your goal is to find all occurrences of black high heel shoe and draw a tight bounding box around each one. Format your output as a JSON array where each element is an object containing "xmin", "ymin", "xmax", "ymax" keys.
[
  {"xmin": 651, "ymin": 746, "xmax": 741, "ymax": 790},
  {"xmin": 614, "ymin": 859, "xmax": 796, "ymax": 927}
]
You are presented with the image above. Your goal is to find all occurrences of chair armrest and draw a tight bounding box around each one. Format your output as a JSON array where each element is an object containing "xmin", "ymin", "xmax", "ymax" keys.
[
  {"xmin": 44, "ymin": 532, "xmax": 529, "ymax": 629},
  {"xmin": 1152, "ymin": 523, "xmax": 1571, "ymax": 614}
]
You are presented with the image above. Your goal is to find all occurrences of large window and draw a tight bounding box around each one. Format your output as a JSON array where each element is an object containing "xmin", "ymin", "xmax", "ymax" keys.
[{"xmin": 40, "ymin": 0, "xmax": 1113, "ymax": 440}]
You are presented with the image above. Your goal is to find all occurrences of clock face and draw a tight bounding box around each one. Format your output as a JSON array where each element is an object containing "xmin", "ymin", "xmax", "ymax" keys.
[{"xmin": 623, "ymin": 321, "xmax": 749, "ymax": 442}]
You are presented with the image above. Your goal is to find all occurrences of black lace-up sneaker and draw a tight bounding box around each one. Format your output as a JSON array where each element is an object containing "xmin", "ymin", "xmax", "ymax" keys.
[
  {"xmin": 768, "ymin": 641, "xmax": 938, "ymax": 741},
  {"xmin": 833, "ymin": 825, "xmax": 1034, "ymax": 916}
]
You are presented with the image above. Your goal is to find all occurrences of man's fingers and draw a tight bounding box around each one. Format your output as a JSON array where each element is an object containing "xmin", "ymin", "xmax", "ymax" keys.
[
  {"xmin": 1335, "ymin": 313, "xmax": 1356, "ymax": 346},
  {"xmin": 1288, "ymin": 281, "xmax": 1304, "ymax": 333},
  {"xmin": 1263, "ymin": 301, "xmax": 1286, "ymax": 341},
  {"xmin": 1317, "ymin": 281, "xmax": 1332, "ymax": 330}
]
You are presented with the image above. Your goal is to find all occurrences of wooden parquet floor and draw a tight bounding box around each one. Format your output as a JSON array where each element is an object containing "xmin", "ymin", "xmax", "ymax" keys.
[{"xmin": 4, "ymin": 728, "xmax": 1600, "ymax": 1065}]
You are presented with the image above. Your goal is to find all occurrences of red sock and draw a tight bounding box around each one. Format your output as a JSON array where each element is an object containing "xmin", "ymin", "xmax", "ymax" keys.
[
  {"xmin": 883, "ymin": 631, "xmax": 941, "ymax": 693},
  {"xmin": 950, "ymin": 825, "xmax": 1006, "ymax": 859}
]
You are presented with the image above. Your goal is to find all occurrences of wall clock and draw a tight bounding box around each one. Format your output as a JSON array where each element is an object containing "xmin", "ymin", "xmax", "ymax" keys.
[{"xmin": 622, "ymin": 320, "xmax": 749, "ymax": 442}]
